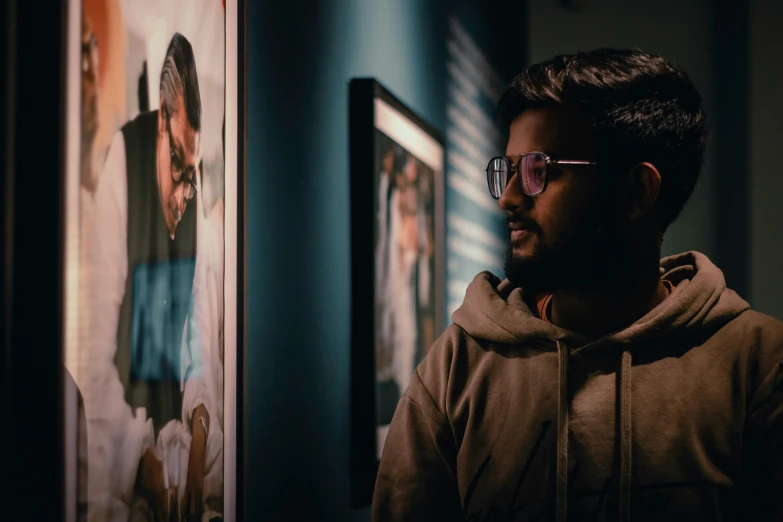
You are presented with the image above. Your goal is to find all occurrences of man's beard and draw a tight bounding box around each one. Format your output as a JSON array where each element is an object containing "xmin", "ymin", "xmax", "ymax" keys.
[{"xmin": 503, "ymin": 199, "xmax": 627, "ymax": 294}]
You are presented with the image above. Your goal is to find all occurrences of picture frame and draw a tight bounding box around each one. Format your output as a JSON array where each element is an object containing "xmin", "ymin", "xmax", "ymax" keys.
[
  {"xmin": 61, "ymin": 1, "xmax": 247, "ymax": 520},
  {"xmin": 349, "ymin": 78, "xmax": 446, "ymax": 508}
]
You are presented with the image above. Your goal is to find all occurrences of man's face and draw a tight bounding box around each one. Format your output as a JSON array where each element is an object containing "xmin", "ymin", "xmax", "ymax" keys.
[
  {"xmin": 383, "ymin": 150, "xmax": 394, "ymax": 174},
  {"xmin": 404, "ymin": 156, "xmax": 417, "ymax": 182},
  {"xmin": 499, "ymin": 106, "xmax": 625, "ymax": 293},
  {"xmin": 158, "ymin": 95, "xmax": 201, "ymax": 235}
]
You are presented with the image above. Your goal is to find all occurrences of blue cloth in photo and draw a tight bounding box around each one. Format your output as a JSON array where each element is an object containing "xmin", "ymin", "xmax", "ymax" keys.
[{"xmin": 130, "ymin": 257, "xmax": 197, "ymax": 382}]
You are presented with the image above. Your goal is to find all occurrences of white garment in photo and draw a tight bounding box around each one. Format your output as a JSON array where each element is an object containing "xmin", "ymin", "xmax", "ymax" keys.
[
  {"xmin": 74, "ymin": 131, "xmax": 225, "ymax": 521},
  {"xmin": 386, "ymin": 188, "xmax": 418, "ymax": 394}
]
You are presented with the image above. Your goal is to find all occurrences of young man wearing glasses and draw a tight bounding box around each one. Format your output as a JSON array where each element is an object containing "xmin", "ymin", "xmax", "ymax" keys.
[
  {"xmin": 83, "ymin": 33, "xmax": 210, "ymax": 521},
  {"xmin": 373, "ymin": 48, "xmax": 783, "ymax": 521}
]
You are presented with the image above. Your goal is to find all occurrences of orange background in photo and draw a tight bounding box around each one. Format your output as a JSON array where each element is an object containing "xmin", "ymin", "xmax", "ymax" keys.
[{"xmin": 83, "ymin": 0, "xmax": 127, "ymax": 156}]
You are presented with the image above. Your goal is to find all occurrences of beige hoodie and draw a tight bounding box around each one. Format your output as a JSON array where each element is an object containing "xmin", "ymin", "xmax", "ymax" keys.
[{"xmin": 373, "ymin": 252, "xmax": 783, "ymax": 521}]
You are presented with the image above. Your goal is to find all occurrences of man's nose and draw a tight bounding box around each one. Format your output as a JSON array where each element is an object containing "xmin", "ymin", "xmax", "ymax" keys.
[
  {"xmin": 498, "ymin": 172, "xmax": 524, "ymax": 211},
  {"xmin": 174, "ymin": 182, "xmax": 187, "ymax": 214}
]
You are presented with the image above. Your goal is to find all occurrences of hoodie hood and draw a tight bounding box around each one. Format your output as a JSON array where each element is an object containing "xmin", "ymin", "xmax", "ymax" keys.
[{"xmin": 452, "ymin": 251, "xmax": 750, "ymax": 350}]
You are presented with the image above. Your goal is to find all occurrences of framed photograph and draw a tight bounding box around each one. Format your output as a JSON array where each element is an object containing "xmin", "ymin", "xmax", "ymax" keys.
[
  {"xmin": 349, "ymin": 78, "xmax": 446, "ymax": 507},
  {"xmin": 62, "ymin": 1, "xmax": 246, "ymax": 521}
]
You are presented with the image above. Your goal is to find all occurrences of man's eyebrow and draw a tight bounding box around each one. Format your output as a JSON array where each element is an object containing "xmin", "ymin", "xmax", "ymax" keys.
[
  {"xmin": 506, "ymin": 149, "xmax": 558, "ymax": 157},
  {"xmin": 165, "ymin": 117, "xmax": 185, "ymax": 161}
]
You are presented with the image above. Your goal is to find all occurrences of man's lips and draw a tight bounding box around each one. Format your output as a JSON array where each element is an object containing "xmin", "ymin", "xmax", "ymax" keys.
[{"xmin": 508, "ymin": 221, "xmax": 536, "ymax": 242}]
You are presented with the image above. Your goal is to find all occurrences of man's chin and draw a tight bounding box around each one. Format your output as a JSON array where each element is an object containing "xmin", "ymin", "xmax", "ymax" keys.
[
  {"xmin": 506, "ymin": 247, "xmax": 535, "ymax": 265},
  {"xmin": 507, "ymin": 245, "xmax": 528, "ymax": 262},
  {"xmin": 504, "ymin": 249, "xmax": 548, "ymax": 291},
  {"xmin": 508, "ymin": 236, "xmax": 540, "ymax": 259},
  {"xmin": 503, "ymin": 245, "xmax": 585, "ymax": 293}
]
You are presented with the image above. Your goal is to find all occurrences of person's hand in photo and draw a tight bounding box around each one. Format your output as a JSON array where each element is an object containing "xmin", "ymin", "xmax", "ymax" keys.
[
  {"xmin": 135, "ymin": 448, "xmax": 167, "ymax": 521},
  {"xmin": 184, "ymin": 404, "xmax": 210, "ymax": 522}
]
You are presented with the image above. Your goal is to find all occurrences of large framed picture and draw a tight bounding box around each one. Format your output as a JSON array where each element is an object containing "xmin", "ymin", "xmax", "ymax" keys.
[
  {"xmin": 62, "ymin": 1, "xmax": 246, "ymax": 521},
  {"xmin": 349, "ymin": 78, "xmax": 446, "ymax": 507}
]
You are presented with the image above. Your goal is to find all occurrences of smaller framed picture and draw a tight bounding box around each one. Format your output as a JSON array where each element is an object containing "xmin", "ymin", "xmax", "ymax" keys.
[{"xmin": 349, "ymin": 78, "xmax": 446, "ymax": 508}]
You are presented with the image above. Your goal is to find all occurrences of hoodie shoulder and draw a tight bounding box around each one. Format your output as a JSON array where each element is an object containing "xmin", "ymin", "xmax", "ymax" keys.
[
  {"xmin": 411, "ymin": 321, "xmax": 533, "ymax": 423},
  {"xmin": 729, "ymin": 310, "xmax": 783, "ymax": 387},
  {"xmin": 725, "ymin": 309, "xmax": 783, "ymax": 353},
  {"xmin": 411, "ymin": 323, "xmax": 473, "ymax": 420},
  {"xmin": 738, "ymin": 309, "xmax": 783, "ymax": 334}
]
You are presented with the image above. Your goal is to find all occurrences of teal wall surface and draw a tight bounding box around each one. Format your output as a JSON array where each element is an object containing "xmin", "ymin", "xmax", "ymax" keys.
[{"xmin": 246, "ymin": 2, "xmax": 525, "ymax": 520}]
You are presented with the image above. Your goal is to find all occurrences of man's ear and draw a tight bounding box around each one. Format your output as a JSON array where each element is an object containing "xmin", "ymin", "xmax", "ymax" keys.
[{"xmin": 625, "ymin": 162, "xmax": 661, "ymax": 220}]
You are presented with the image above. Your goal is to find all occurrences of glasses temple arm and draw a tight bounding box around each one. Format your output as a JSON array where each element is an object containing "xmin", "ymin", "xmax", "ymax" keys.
[{"xmin": 551, "ymin": 160, "xmax": 597, "ymax": 165}]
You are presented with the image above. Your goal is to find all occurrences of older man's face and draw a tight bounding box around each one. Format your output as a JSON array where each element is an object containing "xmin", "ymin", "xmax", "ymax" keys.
[{"xmin": 158, "ymin": 95, "xmax": 201, "ymax": 236}]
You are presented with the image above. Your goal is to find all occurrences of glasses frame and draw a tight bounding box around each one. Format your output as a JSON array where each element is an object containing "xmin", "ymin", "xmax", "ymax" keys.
[
  {"xmin": 164, "ymin": 112, "xmax": 200, "ymax": 202},
  {"xmin": 486, "ymin": 151, "xmax": 597, "ymax": 198}
]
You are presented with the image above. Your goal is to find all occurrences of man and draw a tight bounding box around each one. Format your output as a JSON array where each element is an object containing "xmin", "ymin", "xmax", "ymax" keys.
[
  {"xmin": 83, "ymin": 32, "xmax": 211, "ymax": 521},
  {"xmin": 373, "ymin": 48, "xmax": 783, "ymax": 521}
]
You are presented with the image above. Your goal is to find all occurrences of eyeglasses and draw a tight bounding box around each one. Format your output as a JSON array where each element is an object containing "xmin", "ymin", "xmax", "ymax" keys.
[
  {"xmin": 486, "ymin": 152, "xmax": 597, "ymax": 198},
  {"xmin": 165, "ymin": 116, "xmax": 199, "ymax": 202}
]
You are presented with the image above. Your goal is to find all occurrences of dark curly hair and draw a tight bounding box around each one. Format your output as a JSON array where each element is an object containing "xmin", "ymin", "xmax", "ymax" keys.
[{"xmin": 496, "ymin": 48, "xmax": 708, "ymax": 233}]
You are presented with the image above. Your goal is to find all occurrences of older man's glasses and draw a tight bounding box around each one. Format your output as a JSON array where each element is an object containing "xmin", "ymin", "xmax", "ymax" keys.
[
  {"xmin": 166, "ymin": 118, "xmax": 199, "ymax": 201},
  {"xmin": 486, "ymin": 152, "xmax": 596, "ymax": 198}
]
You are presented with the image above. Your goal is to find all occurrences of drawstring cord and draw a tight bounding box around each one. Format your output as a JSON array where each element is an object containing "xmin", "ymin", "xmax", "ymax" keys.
[
  {"xmin": 556, "ymin": 340, "xmax": 569, "ymax": 522},
  {"xmin": 619, "ymin": 348, "xmax": 633, "ymax": 522},
  {"xmin": 554, "ymin": 342, "xmax": 633, "ymax": 522}
]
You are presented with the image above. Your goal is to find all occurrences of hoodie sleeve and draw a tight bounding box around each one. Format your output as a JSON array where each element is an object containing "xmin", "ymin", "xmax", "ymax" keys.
[
  {"xmin": 744, "ymin": 355, "xmax": 783, "ymax": 520},
  {"xmin": 372, "ymin": 368, "xmax": 463, "ymax": 521}
]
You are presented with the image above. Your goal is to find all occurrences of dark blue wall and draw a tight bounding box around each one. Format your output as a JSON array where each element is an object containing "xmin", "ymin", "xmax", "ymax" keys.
[{"xmin": 246, "ymin": 2, "xmax": 525, "ymax": 520}]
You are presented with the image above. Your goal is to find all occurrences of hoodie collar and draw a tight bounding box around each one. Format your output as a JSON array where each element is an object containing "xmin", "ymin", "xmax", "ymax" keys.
[{"xmin": 451, "ymin": 251, "xmax": 750, "ymax": 351}]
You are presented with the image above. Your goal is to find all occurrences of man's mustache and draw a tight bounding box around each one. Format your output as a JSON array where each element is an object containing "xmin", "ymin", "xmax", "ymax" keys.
[{"xmin": 507, "ymin": 214, "xmax": 540, "ymax": 234}]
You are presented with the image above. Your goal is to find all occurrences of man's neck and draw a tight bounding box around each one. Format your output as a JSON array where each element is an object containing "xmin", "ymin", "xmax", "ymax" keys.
[{"xmin": 549, "ymin": 261, "xmax": 668, "ymax": 339}]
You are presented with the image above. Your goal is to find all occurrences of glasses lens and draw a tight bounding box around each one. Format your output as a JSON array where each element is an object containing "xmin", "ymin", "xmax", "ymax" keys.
[
  {"xmin": 170, "ymin": 150, "xmax": 183, "ymax": 183},
  {"xmin": 487, "ymin": 158, "xmax": 510, "ymax": 199},
  {"xmin": 521, "ymin": 153, "xmax": 547, "ymax": 196}
]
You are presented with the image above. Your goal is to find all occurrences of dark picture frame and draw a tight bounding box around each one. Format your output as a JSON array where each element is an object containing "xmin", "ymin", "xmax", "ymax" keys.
[
  {"xmin": 4, "ymin": 1, "xmax": 68, "ymax": 520},
  {"xmin": 349, "ymin": 78, "xmax": 446, "ymax": 508}
]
